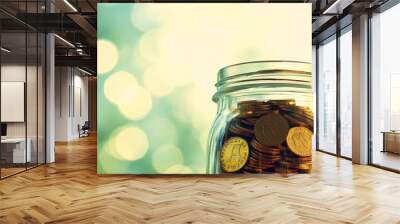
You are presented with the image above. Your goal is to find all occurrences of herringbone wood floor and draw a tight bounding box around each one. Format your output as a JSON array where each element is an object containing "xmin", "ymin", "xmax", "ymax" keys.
[{"xmin": 1, "ymin": 135, "xmax": 400, "ymax": 224}]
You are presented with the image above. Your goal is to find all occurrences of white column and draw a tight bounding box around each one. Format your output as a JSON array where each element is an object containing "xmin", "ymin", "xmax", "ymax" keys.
[
  {"xmin": 352, "ymin": 14, "xmax": 369, "ymax": 164},
  {"xmin": 46, "ymin": 32, "xmax": 55, "ymax": 163},
  {"xmin": 45, "ymin": 0, "xmax": 56, "ymax": 163}
]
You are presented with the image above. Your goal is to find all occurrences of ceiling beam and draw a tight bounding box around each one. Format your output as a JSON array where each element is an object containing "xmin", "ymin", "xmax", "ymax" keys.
[
  {"xmin": 55, "ymin": 55, "xmax": 96, "ymax": 71},
  {"xmin": 67, "ymin": 13, "xmax": 97, "ymax": 39}
]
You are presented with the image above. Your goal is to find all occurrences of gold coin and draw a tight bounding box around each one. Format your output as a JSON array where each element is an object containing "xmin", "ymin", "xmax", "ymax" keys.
[
  {"xmin": 286, "ymin": 127, "xmax": 313, "ymax": 157},
  {"xmin": 220, "ymin": 137, "xmax": 249, "ymax": 172}
]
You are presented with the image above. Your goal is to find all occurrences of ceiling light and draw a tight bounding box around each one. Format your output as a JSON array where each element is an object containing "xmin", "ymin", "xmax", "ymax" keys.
[
  {"xmin": 323, "ymin": 0, "xmax": 355, "ymax": 15},
  {"xmin": 76, "ymin": 48, "xmax": 85, "ymax": 55},
  {"xmin": 78, "ymin": 67, "xmax": 93, "ymax": 76},
  {"xmin": 1, "ymin": 47, "xmax": 11, "ymax": 53},
  {"xmin": 63, "ymin": 0, "xmax": 78, "ymax": 12},
  {"xmin": 54, "ymin": 34, "xmax": 75, "ymax": 48}
]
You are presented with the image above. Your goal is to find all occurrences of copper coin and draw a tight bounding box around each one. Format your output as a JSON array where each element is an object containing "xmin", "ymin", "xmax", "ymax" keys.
[
  {"xmin": 280, "ymin": 113, "xmax": 311, "ymax": 129},
  {"xmin": 240, "ymin": 118, "xmax": 259, "ymax": 126},
  {"xmin": 280, "ymin": 106, "xmax": 313, "ymax": 118},
  {"xmin": 282, "ymin": 157, "xmax": 312, "ymax": 164},
  {"xmin": 250, "ymin": 139, "xmax": 280, "ymax": 155},
  {"xmin": 229, "ymin": 119, "xmax": 253, "ymax": 137},
  {"xmin": 250, "ymin": 149, "xmax": 280, "ymax": 160},
  {"xmin": 266, "ymin": 99, "xmax": 296, "ymax": 106},
  {"xmin": 254, "ymin": 113, "xmax": 289, "ymax": 147}
]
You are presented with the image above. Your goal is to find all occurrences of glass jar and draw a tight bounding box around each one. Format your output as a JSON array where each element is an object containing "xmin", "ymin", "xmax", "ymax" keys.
[{"xmin": 207, "ymin": 61, "xmax": 313, "ymax": 175}]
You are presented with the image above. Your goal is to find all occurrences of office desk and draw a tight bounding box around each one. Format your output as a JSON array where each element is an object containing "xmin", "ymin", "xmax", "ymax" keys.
[
  {"xmin": 1, "ymin": 138, "xmax": 31, "ymax": 163},
  {"xmin": 382, "ymin": 131, "xmax": 400, "ymax": 154}
]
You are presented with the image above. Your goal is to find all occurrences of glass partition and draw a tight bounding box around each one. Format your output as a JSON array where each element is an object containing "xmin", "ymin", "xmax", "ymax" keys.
[
  {"xmin": 26, "ymin": 0, "xmax": 42, "ymax": 169},
  {"xmin": 27, "ymin": 30, "xmax": 38, "ymax": 169},
  {"xmin": 1, "ymin": 30, "xmax": 28, "ymax": 177},
  {"xmin": 0, "ymin": 1, "xmax": 46, "ymax": 179}
]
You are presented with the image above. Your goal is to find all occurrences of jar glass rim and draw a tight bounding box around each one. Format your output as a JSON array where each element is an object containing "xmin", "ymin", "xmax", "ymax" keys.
[
  {"xmin": 213, "ymin": 60, "xmax": 312, "ymax": 102},
  {"xmin": 217, "ymin": 60, "xmax": 311, "ymax": 85}
]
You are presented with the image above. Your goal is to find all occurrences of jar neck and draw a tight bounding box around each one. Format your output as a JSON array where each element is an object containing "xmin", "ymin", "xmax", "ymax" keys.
[
  {"xmin": 213, "ymin": 61, "xmax": 313, "ymax": 112},
  {"xmin": 213, "ymin": 61, "xmax": 312, "ymax": 103},
  {"xmin": 216, "ymin": 91, "xmax": 313, "ymax": 115}
]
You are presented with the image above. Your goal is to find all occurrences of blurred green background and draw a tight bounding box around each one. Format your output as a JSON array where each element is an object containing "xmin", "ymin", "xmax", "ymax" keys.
[{"xmin": 97, "ymin": 3, "xmax": 311, "ymax": 174}]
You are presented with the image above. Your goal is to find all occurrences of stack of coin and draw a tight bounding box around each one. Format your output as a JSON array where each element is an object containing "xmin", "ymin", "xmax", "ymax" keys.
[
  {"xmin": 219, "ymin": 99, "xmax": 313, "ymax": 175},
  {"xmin": 279, "ymin": 146, "xmax": 312, "ymax": 174},
  {"xmin": 244, "ymin": 139, "xmax": 281, "ymax": 172}
]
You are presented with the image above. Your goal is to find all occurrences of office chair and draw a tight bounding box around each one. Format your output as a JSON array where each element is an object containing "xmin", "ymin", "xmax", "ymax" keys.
[{"xmin": 79, "ymin": 121, "xmax": 90, "ymax": 138}]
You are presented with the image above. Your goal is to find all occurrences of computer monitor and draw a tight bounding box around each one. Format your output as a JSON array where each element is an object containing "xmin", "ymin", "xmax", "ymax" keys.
[{"xmin": 1, "ymin": 123, "xmax": 7, "ymax": 137}]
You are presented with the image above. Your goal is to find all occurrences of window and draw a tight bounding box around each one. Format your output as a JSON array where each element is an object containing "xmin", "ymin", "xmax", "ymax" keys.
[
  {"xmin": 317, "ymin": 36, "xmax": 337, "ymax": 154},
  {"xmin": 371, "ymin": 3, "xmax": 400, "ymax": 171},
  {"xmin": 339, "ymin": 28, "xmax": 352, "ymax": 158}
]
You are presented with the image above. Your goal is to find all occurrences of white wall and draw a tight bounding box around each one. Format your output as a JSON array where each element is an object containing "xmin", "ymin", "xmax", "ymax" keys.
[
  {"xmin": 1, "ymin": 82, "xmax": 25, "ymax": 122},
  {"xmin": 1, "ymin": 65, "xmax": 26, "ymax": 141},
  {"xmin": 55, "ymin": 67, "xmax": 70, "ymax": 141},
  {"xmin": 1, "ymin": 64, "xmax": 46, "ymax": 164},
  {"xmin": 55, "ymin": 67, "xmax": 89, "ymax": 141},
  {"xmin": 70, "ymin": 73, "xmax": 89, "ymax": 139},
  {"xmin": 1, "ymin": 65, "xmax": 37, "ymax": 138}
]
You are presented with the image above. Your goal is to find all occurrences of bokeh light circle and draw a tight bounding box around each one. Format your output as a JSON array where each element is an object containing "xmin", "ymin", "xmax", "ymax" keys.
[
  {"xmin": 131, "ymin": 5, "xmax": 164, "ymax": 31},
  {"xmin": 143, "ymin": 67, "xmax": 174, "ymax": 97},
  {"xmin": 164, "ymin": 164, "xmax": 192, "ymax": 174},
  {"xmin": 138, "ymin": 29, "xmax": 162, "ymax": 63},
  {"xmin": 118, "ymin": 86, "xmax": 152, "ymax": 120},
  {"xmin": 145, "ymin": 116, "xmax": 178, "ymax": 147},
  {"xmin": 152, "ymin": 144, "xmax": 183, "ymax": 173},
  {"xmin": 98, "ymin": 39, "xmax": 119, "ymax": 74},
  {"xmin": 99, "ymin": 143, "xmax": 131, "ymax": 173},
  {"xmin": 112, "ymin": 126, "xmax": 149, "ymax": 161},
  {"xmin": 104, "ymin": 71, "xmax": 138, "ymax": 105}
]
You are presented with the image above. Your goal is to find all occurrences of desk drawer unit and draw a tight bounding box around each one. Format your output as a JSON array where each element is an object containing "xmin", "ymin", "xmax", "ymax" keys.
[
  {"xmin": 383, "ymin": 132, "xmax": 400, "ymax": 154},
  {"xmin": 0, "ymin": 139, "xmax": 32, "ymax": 164}
]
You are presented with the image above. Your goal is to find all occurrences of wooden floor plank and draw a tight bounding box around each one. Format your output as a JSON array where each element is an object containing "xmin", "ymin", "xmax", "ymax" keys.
[{"xmin": 1, "ymin": 134, "xmax": 400, "ymax": 223}]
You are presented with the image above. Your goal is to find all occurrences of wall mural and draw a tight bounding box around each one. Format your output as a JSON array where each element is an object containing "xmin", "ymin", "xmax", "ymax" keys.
[{"xmin": 97, "ymin": 3, "xmax": 311, "ymax": 174}]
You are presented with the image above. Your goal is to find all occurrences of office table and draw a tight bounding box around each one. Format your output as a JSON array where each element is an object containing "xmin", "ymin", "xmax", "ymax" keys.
[
  {"xmin": 1, "ymin": 138, "xmax": 32, "ymax": 163},
  {"xmin": 382, "ymin": 131, "xmax": 400, "ymax": 154}
]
